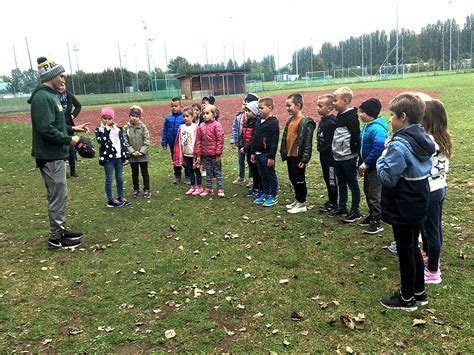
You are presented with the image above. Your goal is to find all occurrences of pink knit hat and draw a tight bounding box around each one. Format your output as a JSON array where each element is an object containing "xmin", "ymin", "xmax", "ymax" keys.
[{"xmin": 100, "ymin": 107, "xmax": 115, "ymax": 119}]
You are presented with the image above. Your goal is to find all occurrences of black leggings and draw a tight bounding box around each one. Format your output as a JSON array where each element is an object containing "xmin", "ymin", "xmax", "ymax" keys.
[{"xmin": 130, "ymin": 162, "xmax": 150, "ymax": 191}]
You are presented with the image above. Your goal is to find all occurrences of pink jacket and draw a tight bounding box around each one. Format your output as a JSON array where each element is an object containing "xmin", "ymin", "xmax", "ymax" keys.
[{"xmin": 194, "ymin": 118, "xmax": 224, "ymax": 157}]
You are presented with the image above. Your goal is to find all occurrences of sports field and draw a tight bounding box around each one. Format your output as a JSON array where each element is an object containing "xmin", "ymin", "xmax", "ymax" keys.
[{"xmin": 0, "ymin": 73, "xmax": 472, "ymax": 352}]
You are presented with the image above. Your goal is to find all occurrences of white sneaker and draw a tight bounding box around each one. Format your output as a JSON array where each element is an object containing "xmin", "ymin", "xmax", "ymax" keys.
[
  {"xmin": 285, "ymin": 200, "xmax": 298, "ymax": 209},
  {"xmin": 387, "ymin": 241, "xmax": 397, "ymax": 253},
  {"xmin": 288, "ymin": 202, "xmax": 307, "ymax": 214},
  {"xmin": 232, "ymin": 176, "xmax": 244, "ymax": 185}
]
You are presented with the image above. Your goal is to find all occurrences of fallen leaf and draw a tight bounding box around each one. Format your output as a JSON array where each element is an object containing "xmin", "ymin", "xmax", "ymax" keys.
[
  {"xmin": 412, "ymin": 318, "xmax": 426, "ymax": 327},
  {"xmin": 283, "ymin": 339, "xmax": 291, "ymax": 346},
  {"xmin": 206, "ymin": 289, "xmax": 216, "ymax": 295},
  {"xmin": 237, "ymin": 304, "xmax": 246, "ymax": 309},
  {"xmin": 42, "ymin": 338, "xmax": 52, "ymax": 345},
  {"xmin": 346, "ymin": 346, "xmax": 354, "ymax": 353},
  {"xmin": 279, "ymin": 279, "xmax": 289, "ymax": 284},
  {"xmin": 433, "ymin": 319, "xmax": 446, "ymax": 325},
  {"xmin": 138, "ymin": 268, "xmax": 146, "ymax": 274},
  {"xmin": 68, "ymin": 329, "xmax": 83, "ymax": 336},
  {"xmin": 238, "ymin": 327, "xmax": 247, "ymax": 332},
  {"xmin": 253, "ymin": 312, "xmax": 264, "ymax": 318},
  {"xmin": 300, "ymin": 330, "xmax": 309, "ymax": 336},
  {"xmin": 394, "ymin": 340, "xmax": 406, "ymax": 348},
  {"xmin": 272, "ymin": 328, "xmax": 279, "ymax": 334},
  {"xmin": 170, "ymin": 225, "xmax": 177, "ymax": 231},
  {"xmin": 165, "ymin": 329, "xmax": 176, "ymax": 339}
]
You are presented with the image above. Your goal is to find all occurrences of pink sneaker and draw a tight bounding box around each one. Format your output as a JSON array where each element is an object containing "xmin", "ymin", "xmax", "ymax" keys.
[
  {"xmin": 424, "ymin": 267, "xmax": 442, "ymax": 284},
  {"xmin": 200, "ymin": 188, "xmax": 213, "ymax": 197},
  {"xmin": 217, "ymin": 188, "xmax": 225, "ymax": 197},
  {"xmin": 192, "ymin": 186, "xmax": 203, "ymax": 196},
  {"xmin": 185, "ymin": 186, "xmax": 195, "ymax": 195}
]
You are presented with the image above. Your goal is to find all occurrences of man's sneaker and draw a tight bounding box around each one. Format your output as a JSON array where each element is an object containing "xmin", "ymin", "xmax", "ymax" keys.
[
  {"xmin": 358, "ymin": 214, "xmax": 372, "ymax": 226},
  {"xmin": 364, "ymin": 221, "xmax": 384, "ymax": 234},
  {"xmin": 254, "ymin": 192, "xmax": 266, "ymax": 204},
  {"xmin": 328, "ymin": 208, "xmax": 349, "ymax": 217},
  {"xmin": 118, "ymin": 197, "xmax": 130, "ymax": 206},
  {"xmin": 185, "ymin": 186, "xmax": 196, "ymax": 195},
  {"xmin": 263, "ymin": 195, "xmax": 278, "ymax": 207},
  {"xmin": 286, "ymin": 200, "xmax": 298, "ymax": 209},
  {"xmin": 244, "ymin": 189, "xmax": 257, "ymax": 197},
  {"xmin": 414, "ymin": 291, "xmax": 429, "ymax": 306},
  {"xmin": 288, "ymin": 202, "xmax": 307, "ymax": 214},
  {"xmin": 342, "ymin": 210, "xmax": 361, "ymax": 223},
  {"xmin": 424, "ymin": 267, "xmax": 442, "ymax": 284},
  {"xmin": 200, "ymin": 188, "xmax": 213, "ymax": 197},
  {"xmin": 232, "ymin": 176, "xmax": 244, "ymax": 185},
  {"xmin": 192, "ymin": 186, "xmax": 203, "ymax": 196},
  {"xmin": 132, "ymin": 190, "xmax": 140, "ymax": 198},
  {"xmin": 319, "ymin": 201, "xmax": 336, "ymax": 213},
  {"xmin": 62, "ymin": 230, "xmax": 83, "ymax": 240},
  {"xmin": 380, "ymin": 290, "xmax": 418, "ymax": 312},
  {"xmin": 246, "ymin": 178, "xmax": 254, "ymax": 188},
  {"xmin": 174, "ymin": 177, "xmax": 181, "ymax": 184},
  {"xmin": 107, "ymin": 198, "xmax": 125, "ymax": 207},
  {"xmin": 143, "ymin": 190, "xmax": 151, "ymax": 198},
  {"xmin": 70, "ymin": 172, "xmax": 78, "ymax": 177},
  {"xmin": 387, "ymin": 241, "xmax": 398, "ymax": 254},
  {"xmin": 217, "ymin": 189, "xmax": 225, "ymax": 197},
  {"xmin": 48, "ymin": 237, "xmax": 81, "ymax": 251}
]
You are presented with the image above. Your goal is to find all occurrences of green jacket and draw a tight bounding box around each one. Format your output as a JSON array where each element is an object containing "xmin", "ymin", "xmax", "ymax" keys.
[
  {"xmin": 123, "ymin": 122, "xmax": 150, "ymax": 163},
  {"xmin": 28, "ymin": 85, "xmax": 72, "ymax": 160},
  {"xmin": 280, "ymin": 115, "xmax": 316, "ymax": 164}
]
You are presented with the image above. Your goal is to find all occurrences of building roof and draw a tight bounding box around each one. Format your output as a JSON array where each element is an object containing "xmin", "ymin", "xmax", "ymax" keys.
[{"xmin": 175, "ymin": 69, "xmax": 249, "ymax": 80}]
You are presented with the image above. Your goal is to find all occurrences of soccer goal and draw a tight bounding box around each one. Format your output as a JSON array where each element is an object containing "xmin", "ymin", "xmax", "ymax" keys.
[{"xmin": 305, "ymin": 71, "xmax": 328, "ymax": 85}]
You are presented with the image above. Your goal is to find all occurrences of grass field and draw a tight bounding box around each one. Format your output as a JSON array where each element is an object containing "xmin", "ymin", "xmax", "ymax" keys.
[{"xmin": 0, "ymin": 74, "xmax": 473, "ymax": 352}]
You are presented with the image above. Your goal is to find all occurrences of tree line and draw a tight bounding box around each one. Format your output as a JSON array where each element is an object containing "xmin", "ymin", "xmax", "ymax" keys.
[{"xmin": 2, "ymin": 14, "xmax": 472, "ymax": 95}]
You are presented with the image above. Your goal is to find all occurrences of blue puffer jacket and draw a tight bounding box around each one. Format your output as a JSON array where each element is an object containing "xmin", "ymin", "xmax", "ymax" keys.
[
  {"xmin": 376, "ymin": 124, "xmax": 435, "ymax": 225},
  {"xmin": 161, "ymin": 112, "xmax": 184, "ymax": 148},
  {"xmin": 359, "ymin": 116, "xmax": 388, "ymax": 169}
]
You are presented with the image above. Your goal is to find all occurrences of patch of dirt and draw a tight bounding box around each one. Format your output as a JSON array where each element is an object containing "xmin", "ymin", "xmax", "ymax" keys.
[
  {"xmin": 1, "ymin": 88, "xmax": 439, "ymax": 147},
  {"xmin": 111, "ymin": 341, "xmax": 156, "ymax": 354}
]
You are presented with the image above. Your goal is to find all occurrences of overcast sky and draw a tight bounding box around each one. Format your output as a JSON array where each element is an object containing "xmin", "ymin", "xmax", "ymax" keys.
[{"xmin": 1, "ymin": 0, "xmax": 472, "ymax": 77}]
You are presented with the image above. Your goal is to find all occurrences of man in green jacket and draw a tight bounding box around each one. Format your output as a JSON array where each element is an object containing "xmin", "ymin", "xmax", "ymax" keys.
[{"xmin": 28, "ymin": 56, "xmax": 89, "ymax": 250}]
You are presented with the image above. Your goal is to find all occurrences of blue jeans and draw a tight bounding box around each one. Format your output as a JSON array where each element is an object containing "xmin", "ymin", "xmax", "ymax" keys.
[
  {"xmin": 422, "ymin": 187, "xmax": 446, "ymax": 272},
  {"xmin": 334, "ymin": 157, "xmax": 360, "ymax": 212},
  {"xmin": 237, "ymin": 148, "xmax": 247, "ymax": 179},
  {"xmin": 256, "ymin": 153, "xmax": 278, "ymax": 197},
  {"xmin": 104, "ymin": 158, "xmax": 124, "ymax": 200}
]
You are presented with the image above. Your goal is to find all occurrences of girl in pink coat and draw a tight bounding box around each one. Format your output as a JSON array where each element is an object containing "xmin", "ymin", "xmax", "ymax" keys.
[{"xmin": 194, "ymin": 105, "xmax": 225, "ymax": 197}]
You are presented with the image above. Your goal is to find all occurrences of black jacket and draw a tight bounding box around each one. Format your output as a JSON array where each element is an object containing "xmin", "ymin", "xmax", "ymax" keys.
[
  {"xmin": 250, "ymin": 116, "xmax": 280, "ymax": 159},
  {"xmin": 317, "ymin": 114, "xmax": 336, "ymax": 154},
  {"xmin": 58, "ymin": 90, "xmax": 81, "ymax": 126},
  {"xmin": 332, "ymin": 108, "xmax": 360, "ymax": 161},
  {"xmin": 280, "ymin": 115, "xmax": 316, "ymax": 164}
]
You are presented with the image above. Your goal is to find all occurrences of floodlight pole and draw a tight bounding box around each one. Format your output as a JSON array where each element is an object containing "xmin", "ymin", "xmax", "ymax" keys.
[
  {"xmin": 73, "ymin": 44, "xmax": 80, "ymax": 71},
  {"xmin": 141, "ymin": 18, "xmax": 152, "ymax": 77},
  {"xmin": 133, "ymin": 43, "xmax": 139, "ymax": 91},
  {"xmin": 295, "ymin": 41, "xmax": 299, "ymax": 77},
  {"xmin": 395, "ymin": 0, "xmax": 399, "ymax": 75},
  {"xmin": 449, "ymin": 18, "xmax": 453, "ymax": 71},
  {"xmin": 67, "ymin": 43, "xmax": 76, "ymax": 95},
  {"xmin": 25, "ymin": 37, "xmax": 33, "ymax": 71},
  {"xmin": 164, "ymin": 40, "xmax": 168, "ymax": 70},
  {"xmin": 118, "ymin": 42, "xmax": 125, "ymax": 93}
]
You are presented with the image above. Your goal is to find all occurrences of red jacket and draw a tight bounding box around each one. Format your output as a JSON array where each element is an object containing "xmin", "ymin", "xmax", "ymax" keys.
[{"xmin": 194, "ymin": 118, "xmax": 224, "ymax": 157}]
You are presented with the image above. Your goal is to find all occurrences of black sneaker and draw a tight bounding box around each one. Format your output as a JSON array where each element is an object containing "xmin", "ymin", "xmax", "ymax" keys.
[
  {"xmin": 380, "ymin": 290, "xmax": 418, "ymax": 312},
  {"xmin": 342, "ymin": 210, "xmax": 361, "ymax": 223},
  {"xmin": 62, "ymin": 230, "xmax": 83, "ymax": 240},
  {"xmin": 118, "ymin": 197, "xmax": 131, "ymax": 206},
  {"xmin": 319, "ymin": 201, "xmax": 337, "ymax": 213},
  {"xmin": 48, "ymin": 237, "xmax": 81, "ymax": 251},
  {"xmin": 414, "ymin": 291, "xmax": 429, "ymax": 306},
  {"xmin": 364, "ymin": 221, "xmax": 384, "ymax": 234},
  {"xmin": 327, "ymin": 208, "xmax": 348, "ymax": 217},
  {"xmin": 358, "ymin": 214, "xmax": 372, "ymax": 226}
]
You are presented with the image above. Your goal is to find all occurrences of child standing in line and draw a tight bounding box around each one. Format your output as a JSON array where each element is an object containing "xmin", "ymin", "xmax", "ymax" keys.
[
  {"xmin": 194, "ymin": 104, "xmax": 225, "ymax": 197},
  {"xmin": 329, "ymin": 87, "xmax": 361, "ymax": 223},
  {"xmin": 200, "ymin": 96, "xmax": 220, "ymax": 122},
  {"xmin": 316, "ymin": 94, "xmax": 338, "ymax": 213},
  {"xmin": 230, "ymin": 93, "xmax": 259, "ymax": 186},
  {"xmin": 123, "ymin": 105, "xmax": 151, "ymax": 198},
  {"xmin": 419, "ymin": 96, "xmax": 452, "ymax": 284},
  {"xmin": 162, "ymin": 97, "xmax": 184, "ymax": 184},
  {"xmin": 191, "ymin": 103, "xmax": 202, "ymax": 124},
  {"xmin": 173, "ymin": 106, "xmax": 203, "ymax": 196},
  {"xmin": 280, "ymin": 93, "xmax": 316, "ymax": 214},
  {"xmin": 377, "ymin": 93, "xmax": 435, "ymax": 311},
  {"xmin": 241, "ymin": 101, "xmax": 262, "ymax": 197},
  {"xmin": 95, "ymin": 107, "xmax": 131, "ymax": 207},
  {"xmin": 250, "ymin": 98, "xmax": 280, "ymax": 207},
  {"xmin": 357, "ymin": 98, "xmax": 388, "ymax": 234}
]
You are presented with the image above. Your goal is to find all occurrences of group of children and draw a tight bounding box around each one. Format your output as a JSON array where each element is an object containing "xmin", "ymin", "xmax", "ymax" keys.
[{"xmin": 92, "ymin": 87, "xmax": 451, "ymax": 312}]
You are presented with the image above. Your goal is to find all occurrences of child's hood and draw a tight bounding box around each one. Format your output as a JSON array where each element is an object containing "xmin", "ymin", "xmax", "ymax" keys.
[
  {"xmin": 393, "ymin": 124, "xmax": 435, "ymax": 161},
  {"xmin": 366, "ymin": 116, "xmax": 388, "ymax": 132}
]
